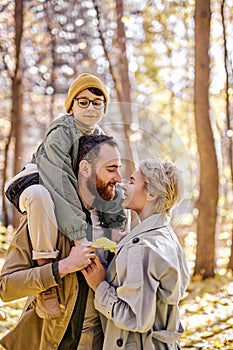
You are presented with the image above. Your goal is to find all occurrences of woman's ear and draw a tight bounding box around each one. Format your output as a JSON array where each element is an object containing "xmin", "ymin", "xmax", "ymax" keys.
[
  {"xmin": 79, "ymin": 160, "xmax": 91, "ymax": 177},
  {"xmin": 147, "ymin": 192, "xmax": 157, "ymax": 202}
]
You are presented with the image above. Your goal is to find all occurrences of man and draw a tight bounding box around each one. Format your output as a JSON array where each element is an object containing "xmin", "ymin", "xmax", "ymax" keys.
[{"xmin": 0, "ymin": 134, "xmax": 125, "ymax": 350}]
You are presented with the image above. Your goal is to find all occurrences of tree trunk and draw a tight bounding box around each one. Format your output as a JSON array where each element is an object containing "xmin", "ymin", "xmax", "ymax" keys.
[
  {"xmin": 221, "ymin": 0, "xmax": 233, "ymax": 270},
  {"xmin": 115, "ymin": 0, "xmax": 135, "ymax": 176},
  {"xmin": 194, "ymin": 0, "xmax": 219, "ymax": 278},
  {"xmin": 44, "ymin": 1, "xmax": 56, "ymax": 124},
  {"xmin": 12, "ymin": 0, "xmax": 24, "ymax": 227},
  {"xmin": 94, "ymin": 0, "xmax": 135, "ymax": 177},
  {"xmin": 1, "ymin": 124, "xmax": 13, "ymax": 226}
]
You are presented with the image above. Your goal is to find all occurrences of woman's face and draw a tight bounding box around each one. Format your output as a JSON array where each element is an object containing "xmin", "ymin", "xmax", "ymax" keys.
[{"xmin": 122, "ymin": 169, "xmax": 148, "ymax": 214}]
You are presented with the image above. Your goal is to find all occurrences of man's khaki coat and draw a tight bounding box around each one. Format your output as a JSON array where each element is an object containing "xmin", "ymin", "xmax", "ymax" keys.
[
  {"xmin": 0, "ymin": 217, "xmax": 102, "ymax": 350},
  {"xmin": 94, "ymin": 214, "xmax": 190, "ymax": 350}
]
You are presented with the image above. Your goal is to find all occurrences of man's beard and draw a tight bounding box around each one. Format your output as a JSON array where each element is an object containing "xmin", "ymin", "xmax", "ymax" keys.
[{"xmin": 87, "ymin": 174, "xmax": 116, "ymax": 201}]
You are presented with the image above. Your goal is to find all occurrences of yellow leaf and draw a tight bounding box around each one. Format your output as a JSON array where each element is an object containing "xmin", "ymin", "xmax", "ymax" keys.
[
  {"xmin": 91, "ymin": 237, "xmax": 117, "ymax": 253},
  {"xmin": 214, "ymin": 339, "xmax": 224, "ymax": 348},
  {"xmin": 201, "ymin": 331, "xmax": 213, "ymax": 338},
  {"xmin": 226, "ymin": 317, "xmax": 233, "ymax": 326}
]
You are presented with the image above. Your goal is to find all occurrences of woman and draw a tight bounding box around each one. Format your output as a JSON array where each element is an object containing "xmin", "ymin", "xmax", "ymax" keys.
[{"xmin": 82, "ymin": 158, "xmax": 190, "ymax": 349}]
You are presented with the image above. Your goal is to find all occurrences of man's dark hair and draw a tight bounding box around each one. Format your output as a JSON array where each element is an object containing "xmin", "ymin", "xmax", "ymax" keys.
[{"xmin": 77, "ymin": 134, "xmax": 118, "ymax": 167}]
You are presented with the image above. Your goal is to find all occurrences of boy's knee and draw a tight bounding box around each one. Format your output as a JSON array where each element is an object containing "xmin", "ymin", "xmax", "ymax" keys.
[{"xmin": 20, "ymin": 185, "xmax": 53, "ymax": 209}]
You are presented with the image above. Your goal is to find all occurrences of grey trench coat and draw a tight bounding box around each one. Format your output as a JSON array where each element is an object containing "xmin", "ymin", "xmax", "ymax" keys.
[{"xmin": 94, "ymin": 214, "xmax": 190, "ymax": 350}]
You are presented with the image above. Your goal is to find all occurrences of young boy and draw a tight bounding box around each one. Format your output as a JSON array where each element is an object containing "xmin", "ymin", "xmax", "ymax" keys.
[{"xmin": 5, "ymin": 73, "xmax": 126, "ymax": 319}]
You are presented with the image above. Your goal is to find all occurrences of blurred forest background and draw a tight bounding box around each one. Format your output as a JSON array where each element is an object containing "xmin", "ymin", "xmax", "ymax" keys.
[{"xmin": 0, "ymin": 0, "xmax": 233, "ymax": 348}]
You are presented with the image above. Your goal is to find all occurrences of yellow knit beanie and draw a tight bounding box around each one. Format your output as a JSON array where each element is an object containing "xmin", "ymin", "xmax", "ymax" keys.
[{"xmin": 65, "ymin": 73, "xmax": 109, "ymax": 113}]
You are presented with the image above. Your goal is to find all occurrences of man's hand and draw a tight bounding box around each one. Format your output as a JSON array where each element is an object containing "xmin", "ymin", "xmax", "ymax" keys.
[
  {"xmin": 58, "ymin": 244, "xmax": 96, "ymax": 278},
  {"xmin": 82, "ymin": 256, "xmax": 105, "ymax": 291}
]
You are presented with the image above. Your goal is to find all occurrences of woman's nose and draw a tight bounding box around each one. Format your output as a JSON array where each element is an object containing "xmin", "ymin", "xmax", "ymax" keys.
[
  {"xmin": 114, "ymin": 171, "xmax": 122, "ymax": 183},
  {"xmin": 120, "ymin": 179, "xmax": 128, "ymax": 190}
]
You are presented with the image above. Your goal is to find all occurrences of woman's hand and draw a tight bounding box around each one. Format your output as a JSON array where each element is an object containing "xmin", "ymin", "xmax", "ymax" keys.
[{"xmin": 82, "ymin": 256, "xmax": 106, "ymax": 291}]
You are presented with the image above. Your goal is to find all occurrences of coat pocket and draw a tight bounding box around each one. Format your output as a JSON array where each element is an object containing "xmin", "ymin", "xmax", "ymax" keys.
[{"xmin": 150, "ymin": 322, "xmax": 184, "ymax": 344}]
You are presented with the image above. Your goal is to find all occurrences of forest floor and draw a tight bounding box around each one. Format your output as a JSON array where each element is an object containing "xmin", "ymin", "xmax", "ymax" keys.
[{"xmin": 0, "ymin": 223, "xmax": 233, "ymax": 349}]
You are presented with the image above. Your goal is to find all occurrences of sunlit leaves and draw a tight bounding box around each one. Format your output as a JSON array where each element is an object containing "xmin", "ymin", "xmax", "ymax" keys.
[{"xmin": 180, "ymin": 275, "xmax": 233, "ymax": 349}]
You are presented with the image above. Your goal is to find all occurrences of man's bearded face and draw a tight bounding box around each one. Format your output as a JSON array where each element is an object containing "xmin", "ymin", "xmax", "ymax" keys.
[{"xmin": 87, "ymin": 171, "xmax": 116, "ymax": 201}]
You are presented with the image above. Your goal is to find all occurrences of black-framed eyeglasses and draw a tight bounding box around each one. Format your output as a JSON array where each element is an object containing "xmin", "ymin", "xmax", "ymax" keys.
[{"xmin": 74, "ymin": 97, "xmax": 105, "ymax": 110}]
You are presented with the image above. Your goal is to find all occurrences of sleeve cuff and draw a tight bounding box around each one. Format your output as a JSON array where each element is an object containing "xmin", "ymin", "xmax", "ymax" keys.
[
  {"xmin": 94, "ymin": 281, "xmax": 117, "ymax": 318},
  {"xmin": 67, "ymin": 229, "xmax": 87, "ymax": 241},
  {"xmin": 52, "ymin": 262, "xmax": 63, "ymax": 284}
]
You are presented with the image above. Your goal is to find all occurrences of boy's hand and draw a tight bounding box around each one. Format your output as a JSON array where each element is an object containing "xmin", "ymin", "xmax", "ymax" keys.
[{"xmin": 111, "ymin": 228, "xmax": 128, "ymax": 243}]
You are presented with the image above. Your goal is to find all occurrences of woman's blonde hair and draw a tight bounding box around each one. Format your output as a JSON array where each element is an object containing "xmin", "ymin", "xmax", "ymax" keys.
[{"xmin": 139, "ymin": 158, "xmax": 183, "ymax": 214}]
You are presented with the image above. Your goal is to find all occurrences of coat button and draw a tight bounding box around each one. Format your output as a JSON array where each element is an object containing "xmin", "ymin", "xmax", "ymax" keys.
[
  {"xmin": 116, "ymin": 338, "xmax": 123, "ymax": 347},
  {"xmin": 132, "ymin": 237, "xmax": 140, "ymax": 244}
]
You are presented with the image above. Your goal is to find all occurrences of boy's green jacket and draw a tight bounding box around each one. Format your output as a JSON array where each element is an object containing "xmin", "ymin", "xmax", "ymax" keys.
[{"xmin": 33, "ymin": 114, "xmax": 126, "ymax": 241}]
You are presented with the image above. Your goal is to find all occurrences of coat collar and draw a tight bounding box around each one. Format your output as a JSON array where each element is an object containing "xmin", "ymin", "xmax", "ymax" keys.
[{"xmin": 116, "ymin": 213, "xmax": 168, "ymax": 253}]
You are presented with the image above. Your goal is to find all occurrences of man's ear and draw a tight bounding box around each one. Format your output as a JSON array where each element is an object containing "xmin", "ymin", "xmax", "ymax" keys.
[{"xmin": 79, "ymin": 160, "xmax": 91, "ymax": 177}]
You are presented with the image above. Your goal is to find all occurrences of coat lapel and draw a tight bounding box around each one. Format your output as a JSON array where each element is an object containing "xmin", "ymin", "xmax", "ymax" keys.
[{"xmin": 116, "ymin": 214, "xmax": 168, "ymax": 253}]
